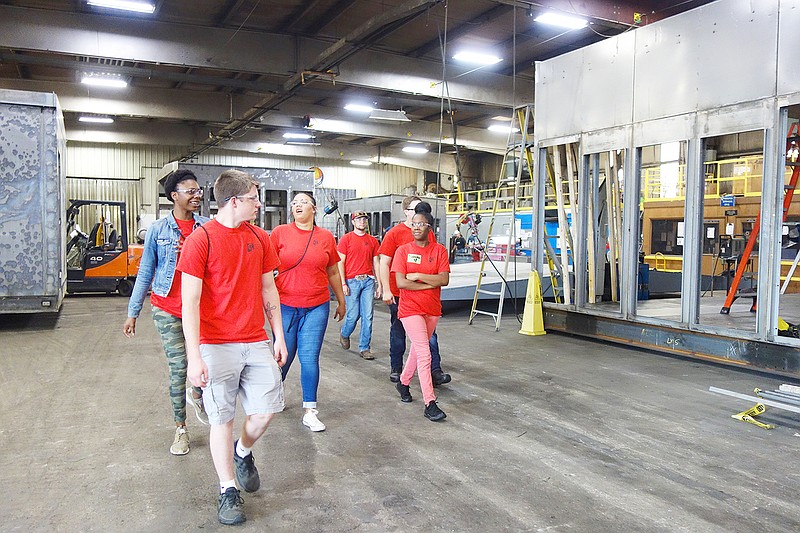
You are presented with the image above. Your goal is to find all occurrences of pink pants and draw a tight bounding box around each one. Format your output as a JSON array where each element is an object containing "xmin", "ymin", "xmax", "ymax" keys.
[{"xmin": 399, "ymin": 314, "xmax": 440, "ymax": 405}]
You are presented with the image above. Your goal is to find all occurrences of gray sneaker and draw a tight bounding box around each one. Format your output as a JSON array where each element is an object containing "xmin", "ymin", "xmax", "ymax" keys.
[
  {"xmin": 218, "ymin": 487, "xmax": 246, "ymax": 525},
  {"xmin": 233, "ymin": 442, "xmax": 260, "ymax": 492},
  {"xmin": 186, "ymin": 388, "xmax": 209, "ymax": 425}
]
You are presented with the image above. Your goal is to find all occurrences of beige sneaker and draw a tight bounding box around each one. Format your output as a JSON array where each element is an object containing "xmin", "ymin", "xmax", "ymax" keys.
[
  {"xmin": 359, "ymin": 350, "xmax": 375, "ymax": 360},
  {"xmin": 170, "ymin": 427, "xmax": 189, "ymax": 455}
]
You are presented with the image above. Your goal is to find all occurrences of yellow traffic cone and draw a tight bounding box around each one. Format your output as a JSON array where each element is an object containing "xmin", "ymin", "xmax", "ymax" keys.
[{"xmin": 519, "ymin": 270, "xmax": 546, "ymax": 336}]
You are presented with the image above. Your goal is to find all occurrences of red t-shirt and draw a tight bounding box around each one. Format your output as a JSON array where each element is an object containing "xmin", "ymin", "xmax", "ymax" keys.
[
  {"xmin": 177, "ymin": 220, "xmax": 280, "ymax": 344},
  {"xmin": 150, "ymin": 216, "xmax": 195, "ymax": 318},
  {"xmin": 337, "ymin": 231, "xmax": 379, "ymax": 279},
  {"xmin": 391, "ymin": 241, "xmax": 450, "ymax": 318},
  {"xmin": 270, "ymin": 223, "xmax": 339, "ymax": 308},
  {"xmin": 378, "ymin": 223, "xmax": 436, "ymax": 297}
]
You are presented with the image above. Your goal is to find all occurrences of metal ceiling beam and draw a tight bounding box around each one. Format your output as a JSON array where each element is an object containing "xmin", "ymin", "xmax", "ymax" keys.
[
  {"xmin": 64, "ymin": 120, "xmax": 459, "ymax": 175},
  {"xmin": 284, "ymin": 0, "xmax": 326, "ymax": 31},
  {"xmin": 303, "ymin": 0, "xmax": 359, "ymax": 35},
  {"xmin": 184, "ymin": 0, "xmax": 448, "ymax": 159},
  {"xmin": 411, "ymin": 4, "xmax": 512, "ymax": 58},
  {"xmin": 214, "ymin": 0, "xmax": 249, "ymax": 26},
  {"xmin": 0, "ymin": 4, "xmax": 520, "ymax": 106}
]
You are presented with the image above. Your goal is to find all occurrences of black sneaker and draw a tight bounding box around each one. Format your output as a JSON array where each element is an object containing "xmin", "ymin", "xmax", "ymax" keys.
[
  {"xmin": 396, "ymin": 382, "xmax": 413, "ymax": 403},
  {"xmin": 233, "ymin": 443, "xmax": 260, "ymax": 493},
  {"xmin": 424, "ymin": 400, "xmax": 447, "ymax": 422},
  {"xmin": 432, "ymin": 369, "xmax": 452, "ymax": 387},
  {"xmin": 389, "ymin": 368, "xmax": 401, "ymax": 383},
  {"xmin": 218, "ymin": 487, "xmax": 246, "ymax": 525}
]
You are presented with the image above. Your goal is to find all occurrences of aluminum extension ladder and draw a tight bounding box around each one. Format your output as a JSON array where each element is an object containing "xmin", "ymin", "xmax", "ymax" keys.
[{"xmin": 468, "ymin": 104, "xmax": 534, "ymax": 330}]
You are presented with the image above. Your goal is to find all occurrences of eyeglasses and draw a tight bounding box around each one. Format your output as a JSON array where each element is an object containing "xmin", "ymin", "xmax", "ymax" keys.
[
  {"xmin": 224, "ymin": 194, "xmax": 259, "ymax": 203},
  {"xmin": 175, "ymin": 188, "xmax": 203, "ymax": 196},
  {"xmin": 410, "ymin": 222, "xmax": 431, "ymax": 228},
  {"xmin": 290, "ymin": 200, "xmax": 313, "ymax": 207}
]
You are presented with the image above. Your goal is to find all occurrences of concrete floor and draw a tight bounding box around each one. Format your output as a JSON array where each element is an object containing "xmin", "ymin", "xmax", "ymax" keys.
[{"xmin": 3, "ymin": 296, "xmax": 800, "ymax": 532}]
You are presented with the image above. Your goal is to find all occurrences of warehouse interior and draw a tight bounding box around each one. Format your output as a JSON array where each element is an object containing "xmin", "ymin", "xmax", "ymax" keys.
[{"xmin": 4, "ymin": 0, "xmax": 800, "ymax": 530}]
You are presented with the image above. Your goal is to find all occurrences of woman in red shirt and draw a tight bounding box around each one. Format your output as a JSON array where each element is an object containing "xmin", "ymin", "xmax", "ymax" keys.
[
  {"xmin": 270, "ymin": 192, "xmax": 345, "ymax": 432},
  {"xmin": 390, "ymin": 209, "xmax": 450, "ymax": 422}
]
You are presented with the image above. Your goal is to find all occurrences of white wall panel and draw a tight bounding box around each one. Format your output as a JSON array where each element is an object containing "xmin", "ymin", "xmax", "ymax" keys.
[
  {"xmin": 633, "ymin": 0, "xmax": 778, "ymax": 122},
  {"xmin": 778, "ymin": 0, "xmax": 800, "ymax": 96},
  {"xmin": 535, "ymin": 31, "xmax": 635, "ymax": 140}
]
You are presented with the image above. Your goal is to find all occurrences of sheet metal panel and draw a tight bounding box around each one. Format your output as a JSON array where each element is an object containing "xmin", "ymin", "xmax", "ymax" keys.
[
  {"xmin": 696, "ymin": 100, "xmax": 774, "ymax": 138},
  {"xmin": 581, "ymin": 126, "xmax": 631, "ymax": 154},
  {"xmin": 778, "ymin": 0, "xmax": 800, "ymax": 96},
  {"xmin": 633, "ymin": 0, "xmax": 778, "ymax": 122},
  {"xmin": 535, "ymin": 31, "xmax": 635, "ymax": 141},
  {"xmin": 0, "ymin": 89, "xmax": 66, "ymax": 312},
  {"xmin": 633, "ymin": 114, "xmax": 696, "ymax": 147}
]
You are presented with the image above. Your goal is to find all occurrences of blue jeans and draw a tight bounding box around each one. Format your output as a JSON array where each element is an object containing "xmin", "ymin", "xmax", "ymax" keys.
[
  {"xmin": 389, "ymin": 297, "xmax": 442, "ymax": 372},
  {"xmin": 280, "ymin": 301, "xmax": 330, "ymax": 408},
  {"xmin": 340, "ymin": 277, "xmax": 375, "ymax": 352}
]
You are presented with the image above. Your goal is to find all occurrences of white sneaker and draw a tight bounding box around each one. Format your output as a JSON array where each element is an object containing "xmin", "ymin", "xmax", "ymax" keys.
[
  {"xmin": 302, "ymin": 409, "xmax": 326, "ymax": 432},
  {"xmin": 186, "ymin": 388, "xmax": 209, "ymax": 426}
]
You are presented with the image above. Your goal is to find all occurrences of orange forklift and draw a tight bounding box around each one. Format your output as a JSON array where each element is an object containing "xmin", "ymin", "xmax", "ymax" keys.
[{"xmin": 66, "ymin": 200, "xmax": 143, "ymax": 296}]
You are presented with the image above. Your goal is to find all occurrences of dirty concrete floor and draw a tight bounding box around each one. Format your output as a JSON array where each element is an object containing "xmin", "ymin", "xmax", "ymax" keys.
[{"xmin": 2, "ymin": 295, "xmax": 800, "ymax": 532}]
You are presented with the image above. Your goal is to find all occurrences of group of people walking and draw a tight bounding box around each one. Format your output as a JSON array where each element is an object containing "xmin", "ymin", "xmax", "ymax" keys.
[{"xmin": 123, "ymin": 169, "xmax": 451, "ymax": 525}]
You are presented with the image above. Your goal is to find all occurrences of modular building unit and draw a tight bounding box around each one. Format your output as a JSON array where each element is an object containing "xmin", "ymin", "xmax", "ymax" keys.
[{"xmin": 0, "ymin": 89, "xmax": 67, "ymax": 313}]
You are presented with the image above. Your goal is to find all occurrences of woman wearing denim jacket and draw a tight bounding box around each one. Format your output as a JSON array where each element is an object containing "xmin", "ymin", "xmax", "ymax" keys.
[{"xmin": 122, "ymin": 169, "xmax": 211, "ymax": 456}]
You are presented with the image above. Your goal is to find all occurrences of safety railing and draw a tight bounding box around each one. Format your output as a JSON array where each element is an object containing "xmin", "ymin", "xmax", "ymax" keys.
[{"xmin": 642, "ymin": 155, "xmax": 793, "ymax": 202}]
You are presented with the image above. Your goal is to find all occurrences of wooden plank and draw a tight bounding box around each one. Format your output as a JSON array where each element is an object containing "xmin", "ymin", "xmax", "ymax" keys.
[
  {"xmin": 602, "ymin": 153, "xmax": 619, "ymax": 302},
  {"xmin": 553, "ymin": 145, "xmax": 572, "ymax": 304}
]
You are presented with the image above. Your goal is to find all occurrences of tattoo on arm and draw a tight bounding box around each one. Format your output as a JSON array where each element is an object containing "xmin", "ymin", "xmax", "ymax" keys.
[{"xmin": 266, "ymin": 302, "xmax": 276, "ymax": 320}]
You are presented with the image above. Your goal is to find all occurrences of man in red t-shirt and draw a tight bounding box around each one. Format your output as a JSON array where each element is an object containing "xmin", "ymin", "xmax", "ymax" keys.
[
  {"xmin": 337, "ymin": 210, "xmax": 381, "ymax": 359},
  {"xmin": 378, "ymin": 196, "xmax": 451, "ymax": 385},
  {"xmin": 178, "ymin": 170, "xmax": 287, "ymax": 527}
]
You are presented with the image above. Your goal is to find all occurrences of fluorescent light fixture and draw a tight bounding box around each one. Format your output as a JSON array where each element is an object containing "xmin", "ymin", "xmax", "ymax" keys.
[
  {"xmin": 81, "ymin": 73, "xmax": 128, "ymax": 88},
  {"xmin": 344, "ymin": 103, "xmax": 374, "ymax": 113},
  {"xmin": 402, "ymin": 145, "xmax": 428, "ymax": 154},
  {"xmin": 491, "ymin": 115, "xmax": 512, "ymax": 121},
  {"xmin": 368, "ymin": 109, "xmax": 410, "ymax": 122},
  {"xmin": 78, "ymin": 116, "xmax": 114, "ymax": 124},
  {"xmin": 534, "ymin": 12, "xmax": 588, "ymax": 29},
  {"xmin": 488, "ymin": 124, "xmax": 520, "ymax": 133},
  {"xmin": 250, "ymin": 143, "xmax": 284, "ymax": 153},
  {"xmin": 284, "ymin": 139, "xmax": 321, "ymax": 146},
  {"xmin": 282, "ymin": 132, "xmax": 315, "ymax": 140},
  {"xmin": 350, "ymin": 160, "xmax": 372, "ymax": 166},
  {"xmin": 87, "ymin": 0, "xmax": 156, "ymax": 13},
  {"xmin": 452, "ymin": 51, "xmax": 502, "ymax": 65}
]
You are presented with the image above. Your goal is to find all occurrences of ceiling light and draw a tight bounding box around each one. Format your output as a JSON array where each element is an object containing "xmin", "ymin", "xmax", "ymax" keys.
[
  {"xmin": 283, "ymin": 132, "xmax": 315, "ymax": 140},
  {"xmin": 350, "ymin": 160, "xmax": 372, "ymax": 166},
  {"xmin": 368, "ymin": 109, "xmax": 410, "ymax": 122},
  {"xmin": 488, "ymin": 124, "xmax": 520, "ymax": 133},
  {"xmin": 87, "ymin": 0, "xmax": 156, "ymax": 13},
  {"xmin": 78, "ymin": 116, "xmax": 114, "ymax": 124},
  {"xmin": 284, "ymin": 139, "xmax": 321, "ymax": 146},
  {"xmin": 452, "ymin": 52, "xmax": 502, "ymax": 65},
  {"xmin": 402, "ymin": 146, "xmax": 428, "ymax": 154},
  {"xmin": 534, "ymin": 12, "xmax": 588, "ymax": 29},
  {"xmin": 250, "ymin": 143, "xmax": 284, "ymax": 153},
  {"xmin": 81, "ymin": 73, "xmax": 128, "ymax": 88},
  {"xmin": 491, "ymin": 115, "xmax": 512, "ymax": 121},
  {"xmin": 344, "ymin": 103, "xmax": 374, "ymax": 113}
]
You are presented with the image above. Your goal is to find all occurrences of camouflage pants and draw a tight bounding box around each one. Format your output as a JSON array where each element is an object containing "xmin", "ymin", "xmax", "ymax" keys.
[{"xmin": 151, "ymin": 306, "xmax": 202, "ymax": 424}]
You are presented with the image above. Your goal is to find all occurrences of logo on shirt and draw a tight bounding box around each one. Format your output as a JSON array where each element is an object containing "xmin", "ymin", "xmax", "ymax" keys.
[
  {"xmin": 407, "ymin": 254, "xmax": 422, "ymax": 264},
  {"xmin": 247, "ymin": 243, "xmax": 254, "ymax": 252}
]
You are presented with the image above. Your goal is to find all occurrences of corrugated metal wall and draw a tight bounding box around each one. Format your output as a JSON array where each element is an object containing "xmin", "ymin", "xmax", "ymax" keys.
[{"xmin": 66, "ymin": 142, "xmax": 422, "ymax": 225}]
